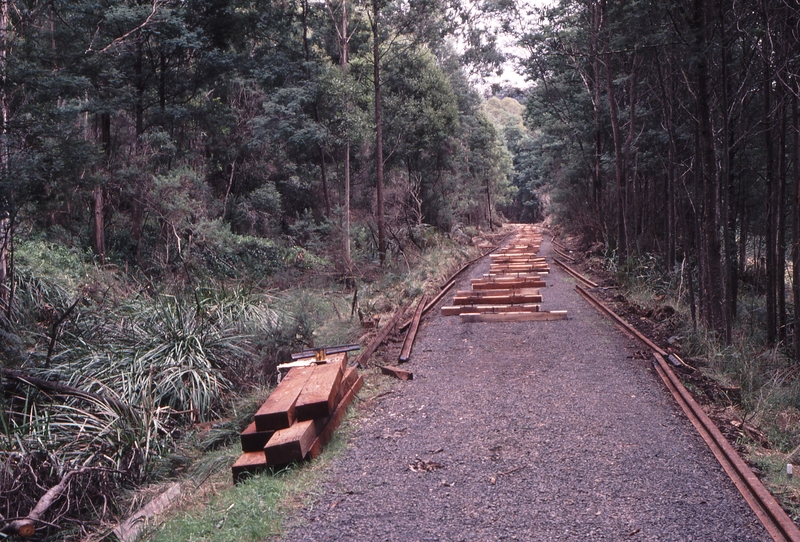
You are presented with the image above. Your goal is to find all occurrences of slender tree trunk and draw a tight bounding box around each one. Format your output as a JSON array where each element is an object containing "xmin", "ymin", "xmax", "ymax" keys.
[
  {"xmin": 135, "ymin": 33, "xmax": 145, "ymax": 138},
  {"xmin": 0, "ymin": 212, "xmax": 9, "ymax": 306},
  {"xmin": 591, "ymin": 0, "xmax": 605, "ymax": 243},
  {"xmin": 372, "ymin": 0, "xmax": 386, "ymax": 264},
  {"xmin": 792, "ymin": 92, "xmax": 800, "ymax": 363},
  {"xmin": 695, "ymin": 0, "xmax": 726, "ymax": 337},
  {"xmin": 1, "ymin": 0, "xmax": 9, "ymax": 171},
  {"xmin": 623, "ymin": 55, "xmax": 638, "ymax": 253},
  {"xmin": 720, "ymin": 12, "xmax": 736, "ymax": 341},
  {"xmin": 0, "ymin": 0, "xmax": 10, "ymax": 306},
  {"xmin": 602, "ymin": 2, "xmax": 627, "ymax": 264},
  {"xmin": 91, "ymin": 186, "xmax": 106, "ymax": 265},
  {"xmin": 486, "ymin": 179, "xmax": 493, "ymax": 231},
  {"xmin": 764, "ymin": 58, "xmax": 777, "ymax": 344},
  {"xmin": 777, "ymin": 97, "xmax": 787, "ymax": 343},
  {"xmin": 341, "ymin": 0, "xmax": 351, "ymax": 264},
  {"xmin": 656, "ymin": 53, "xmax": 678, "ymax": 270},
  {"xmin": 303, "ymin": 0, "xmax": 332, "ymax": 220}
]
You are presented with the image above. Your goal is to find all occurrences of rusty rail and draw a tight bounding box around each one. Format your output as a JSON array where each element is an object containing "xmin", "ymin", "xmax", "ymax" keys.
[
  {"xmin": 399, "ymin": 295, "xmax": 428, "ymax": 362},
  {"xmin": 575, "ymin": 283, "xmax": 800, "ymax": 542},
  {"xmin": 554, "ymin": 259, "xmax": 599, "ymax": 289}
]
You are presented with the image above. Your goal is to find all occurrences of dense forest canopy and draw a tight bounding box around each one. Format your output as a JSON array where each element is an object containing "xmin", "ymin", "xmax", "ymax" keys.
[
  {"xmin": 520, "ymin": 0, "xmax": 800, "ymax": 356},
  {"xmin": 0, "ymin": 0, "xmax": 521, "ymax": 283}
]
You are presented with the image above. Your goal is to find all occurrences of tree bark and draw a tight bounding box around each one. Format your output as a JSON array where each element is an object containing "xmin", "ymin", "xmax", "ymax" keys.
[
  {"xmin": 372, "ymin": 0, "xmax": 386, "ymax": 264},
  {"xmin": 792, "ymin": 91, "xmax": 799, "ymax": 363},
  {"xmin": 91, "ymin": 185, "xmax": 106, "ymax": 264},
  {"xmin": 341, "ymin": 0, "xmax": 351, "ymax": 264},
  {"xmin": 695, "ymin": 0, "xmax": 726, "ymax": 337},
  {"xmin": 764, "ymin": 53, "xmax": 777, "ymax": 344},
  {"xmin": 777, "ymin": 95, "xmax": 787, "ymax": 343},
  {"xmin": 591, "ymin": 0, "xmax": 605, "ymax": 243},
  {"xmin": 602, "ymin": 0, "xmax": 627, "ymax": 265},
  {"xmin": 0, "ymin": 212, "xmax": 9, "ymax": 307}
]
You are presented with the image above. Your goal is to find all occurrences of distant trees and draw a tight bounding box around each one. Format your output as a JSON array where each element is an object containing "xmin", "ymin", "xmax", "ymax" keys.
[{"xmin": 521, "ymin": 0, "xmax": 800, "ymax": 354}]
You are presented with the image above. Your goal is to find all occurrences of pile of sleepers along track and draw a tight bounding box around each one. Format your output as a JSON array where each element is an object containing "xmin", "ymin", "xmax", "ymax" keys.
[
  {"xmin": 231, "ymin": 352, "xmax": 362, "ymax": 483},
  {"xmin": 441, "ymin": 225, "xmax": 567, "ymax": 322}
]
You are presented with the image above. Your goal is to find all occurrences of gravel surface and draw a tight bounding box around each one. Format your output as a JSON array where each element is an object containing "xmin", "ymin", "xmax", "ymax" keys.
[{"xmin": 280, "ymin": 236, "xmax": 770, "ymax": 541}]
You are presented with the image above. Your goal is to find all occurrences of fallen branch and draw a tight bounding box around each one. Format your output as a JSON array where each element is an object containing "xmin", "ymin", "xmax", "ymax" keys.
[
  {"xmin": 2, "ymin": 466, "xmax": 93, "ymax": 537},
  {"xmin": 2, "ymin": 368, "xmax": 129, "ymax": 413}
]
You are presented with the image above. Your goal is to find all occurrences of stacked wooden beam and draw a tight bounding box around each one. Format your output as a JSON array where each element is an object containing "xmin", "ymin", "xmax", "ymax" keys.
[
  {"xmin": 231, "ymin": 352, "xmax": 363, "ymax": 483},
  {"xmin": 441, "ymin": 226, "xmax": 567, "ymax": 322}
]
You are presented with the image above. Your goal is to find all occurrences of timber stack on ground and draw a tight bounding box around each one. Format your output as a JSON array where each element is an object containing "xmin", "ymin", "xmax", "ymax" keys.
[
  {"xmin": 442, "ymin": 225, "xmax": 567, "ymax": 322},
  {"xmin": 231, "ymin": 352, "xmax": 363, "ymax": 483}
]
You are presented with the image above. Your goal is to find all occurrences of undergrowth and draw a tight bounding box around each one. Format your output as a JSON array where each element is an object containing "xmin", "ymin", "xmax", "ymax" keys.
[{"xmin": 0, "ymin": 225, "xmax": 482, "ymax": 539}]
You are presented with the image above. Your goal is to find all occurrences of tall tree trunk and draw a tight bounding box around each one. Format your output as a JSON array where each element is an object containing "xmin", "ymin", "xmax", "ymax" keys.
[
  {"xmin": 792, "ymin": 92, "xmax": 800, "ymax": 363},
  {"xmin": 764, "ymin": 57, "xmax": 777, "ymax": 344},
  {"xmin": 777, "ymin": 96, "xmax": 787, "ymax": 343},
  {"xmin": 341, "ymin": 0, "xmax": 351, "ymax": 264},
  {"xmin": 372, "ymin": 0, "xmax": 386, "ymax": 264},
  {"xmin": 656, "ymin": 53, "xmax": 678, "ymax": 270},
  {"xmin": 0, "ymin": 212, "xmax": 9, "ymax": 307},
  {"xmin": 0, "ymin": 0, "xmax": 9, "ymax": 307},
  {"xmin": 591, "ymin": 0, "xmax": 605, "ymax": 243},
  {"xmin": 624, "ymin": 55, "xmax": 638, "ymax": 251},
  {"xmin": 695, "ymin": 0, "xmax": 726, "ymax": 337},
  {"xmin": 303, "ymin": 0, "xmax": 332, "ymax": 220},
  {"xmin": 91, "ymin": 186, "xmax": 106, "ymax": 265},
  {"xmin": 602, "ymin": 0, "xmax": 627, "ymax": 265},
  {"xmin": 135, "ymin": 33, "xmax": 145, "ymax": 138},
  {"xmin": 1, "ymin": 0, "xmax": 9, "ymax": 171},
  {"xmin": 720, "ymin": 9, "xmax": 736, "ymax": 342}
]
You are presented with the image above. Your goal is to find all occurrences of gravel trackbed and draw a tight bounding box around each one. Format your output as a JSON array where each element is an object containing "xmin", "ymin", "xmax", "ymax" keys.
[{"xmin": 280, "ymin": 237, "xmax": 771, "ymax": 541}]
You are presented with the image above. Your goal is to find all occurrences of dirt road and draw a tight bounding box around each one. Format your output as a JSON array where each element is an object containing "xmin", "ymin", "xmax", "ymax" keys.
[{"xmin": 280, "ymin": 235, "xmax": 770, "ymax": 541}]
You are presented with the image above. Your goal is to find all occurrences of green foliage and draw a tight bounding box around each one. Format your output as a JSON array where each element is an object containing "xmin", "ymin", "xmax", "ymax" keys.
[{"xmin": 152, "ymin": 467, "xmax": 288, "ymax": 541}]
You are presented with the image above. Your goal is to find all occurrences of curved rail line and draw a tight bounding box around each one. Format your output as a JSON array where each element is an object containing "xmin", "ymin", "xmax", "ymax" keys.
[{"xmin": 575, "ymin": 284, "xmax": 800, "ymax": 542}]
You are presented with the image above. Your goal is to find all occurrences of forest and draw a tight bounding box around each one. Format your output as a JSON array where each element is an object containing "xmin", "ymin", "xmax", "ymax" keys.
[{"xmin": 1, "ymin": 0, "xmax": 800, "ymax": 538}]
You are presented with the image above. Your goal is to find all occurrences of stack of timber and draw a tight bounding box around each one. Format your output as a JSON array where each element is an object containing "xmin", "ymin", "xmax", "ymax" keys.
[
  {"xmin": 441, "ymin": 225, "xmax": 567, "ymax": 322},
  {"xmin": 231, "ymin": 352, "xmax": 363, "ymax": 483}
]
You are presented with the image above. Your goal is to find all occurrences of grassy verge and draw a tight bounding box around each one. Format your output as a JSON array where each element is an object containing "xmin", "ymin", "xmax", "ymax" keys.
[{"xmin": 145, "ymin": 369, "xmax": 395, "ymax": 541}]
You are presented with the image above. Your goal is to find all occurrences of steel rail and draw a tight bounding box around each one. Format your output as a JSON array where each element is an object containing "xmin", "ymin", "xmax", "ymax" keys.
[
  {"xmin": 575, "ymin": 283, "xmax": 800, "ymax": 541},
  {"xmin": 554, "ymin": 259, "xmax": 599, "ymax": 289}
]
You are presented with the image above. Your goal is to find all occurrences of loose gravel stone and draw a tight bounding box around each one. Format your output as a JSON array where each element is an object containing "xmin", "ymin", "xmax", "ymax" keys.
[{"xmin": 279, "ymin": 237, "xmax": 771, "ymax": 541}]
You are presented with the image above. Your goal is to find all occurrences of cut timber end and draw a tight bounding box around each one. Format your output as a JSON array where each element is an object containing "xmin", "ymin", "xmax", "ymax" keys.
[
  {"xmin": 232, "ymin": 451, "xmax": 268, "ymax": 484},
  {"xmin": 380, "ymin": 365, "xmax": 413, "ymax": 380},
  {"xmin": 460, "ymin": 310, "xmax": 568, "ymax": 323},
  {"xmin": 307, "ymin": 370, "xmax": 363, "ymax": 461},
  {"xmin": 240, "ymin": 421, "xmax": 275, "ymax": 452},
  {"xmin": 254, "ymin": 366, "xmax": 314, "ymax": 431},
  {"xmin": 264, "ymin": 419, "xmax": 319, "ymax": 465},
  {"xmin": 294, "ymin": 361, "xmax": 344, "ymax": 420}
]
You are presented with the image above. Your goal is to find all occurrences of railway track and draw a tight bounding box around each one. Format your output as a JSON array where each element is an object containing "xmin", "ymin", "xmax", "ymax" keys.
[
  {"xmin": 362, "ymin": 224, "xmax": 800, "ymax": 540},
  {"xmin": 573, "ymin": 268, "xmax": 800, "ymax": 542}
]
